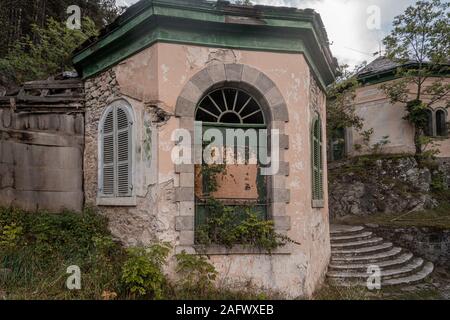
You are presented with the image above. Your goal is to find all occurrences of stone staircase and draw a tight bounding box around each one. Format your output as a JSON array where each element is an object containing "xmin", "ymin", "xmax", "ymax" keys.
[{"xmin": 327, "ymin": 225, "xmax": 434, "ymax": 287}]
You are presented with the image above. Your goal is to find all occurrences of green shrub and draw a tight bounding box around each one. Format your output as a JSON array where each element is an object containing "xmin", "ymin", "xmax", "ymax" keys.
[
  {"xmin": 0, "ymin": 206, "xmax": 125, "ymax": 299},
  {"xmin": 196, "ymin": 201, "xmax": 290, "ymax": 251},
  {"xmin": 175, "ymin": 251, "xmax": 217, "ymax": 298},
  {"xmin": 0, "ymin": 223, "xmax": 23, "ymax": 249},
  {"xmin": 121, "ymin": 243, "xmax": 171, "ymax": 299}
]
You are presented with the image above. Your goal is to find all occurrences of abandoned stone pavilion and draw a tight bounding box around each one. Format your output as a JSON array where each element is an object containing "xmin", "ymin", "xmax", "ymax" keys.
[{"xmin": 0, "ymin": 0, "xmax": 338, "ymax": 297}]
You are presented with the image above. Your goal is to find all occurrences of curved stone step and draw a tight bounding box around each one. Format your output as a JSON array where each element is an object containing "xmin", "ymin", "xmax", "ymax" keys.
[
  {"xmin": 383, "ymin": 262, "xmax": 434, "ymax": 286},
  {"xmin": 331, "ymin": 237, "xmax": 383, "ymax": 249},
  {"xmin": 329, "ymin": 252, "xmax": 414, "ymax": 271},
  {"xmin": 331, "ymin": 247, "xmax": 402, "ymax": 263},
  {"xmin": 330, "ymin": 225, "xmax": 364, "ymax": 235},
  {"xmin": 327, "ymin": 258, "xmax": 424, "ymax": 280},
  {"xmin": 332, "ymin": 242, "xmax": 393, "ymax": 256},
  {"xmin": 330, "ymin": 262, "xmax": 434, "ymax": 287},
  {"xmin": 331, "ymin": 231, "xmax": 373, "ymax": 242}
]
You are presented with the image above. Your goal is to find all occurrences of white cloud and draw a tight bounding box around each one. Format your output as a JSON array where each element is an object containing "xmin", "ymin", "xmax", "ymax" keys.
[{"xmin": 116, "ymin": 0, "xmax": 416, "ymax": 67}]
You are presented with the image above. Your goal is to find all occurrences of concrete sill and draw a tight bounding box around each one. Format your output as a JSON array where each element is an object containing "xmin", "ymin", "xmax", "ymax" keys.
[
  {"xmin": 176, "ymin": 245, "xmax": 292, "ymax": 256},
  {"xmin": 312, "ymin": 200, "xmax": 325, "ymax": 208},
  {"xmin": 96, "ymin": 196, "xmax": 137, "ymax": 207}
]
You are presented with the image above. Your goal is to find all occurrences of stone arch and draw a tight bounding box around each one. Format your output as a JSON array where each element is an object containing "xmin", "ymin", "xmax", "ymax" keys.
[
  {"xmin": 175, "ymin": 64, "xmax": 289, "ymax": 123},
  {"xmin": 174, "ymin": 63, "xmax": 291, "ymax": 252}
]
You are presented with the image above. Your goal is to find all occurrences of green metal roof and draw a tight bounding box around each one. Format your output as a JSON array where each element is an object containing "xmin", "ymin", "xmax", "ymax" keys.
[{"xmin": 72, "ymin": 0, "xmax": 338, "ymax": 87}]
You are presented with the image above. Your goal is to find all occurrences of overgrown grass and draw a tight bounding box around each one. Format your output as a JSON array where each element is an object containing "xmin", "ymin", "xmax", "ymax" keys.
[
  {"xmin": 0, "ymin": 207, "xmax": 284, "ymax": 300},
  {"xmin": 0, "ymin": 207, "xmax": 126, "ymax": 299},
  {"xmin": 338, "ymin": 203, "xmax": 450, "ymax": 229}
]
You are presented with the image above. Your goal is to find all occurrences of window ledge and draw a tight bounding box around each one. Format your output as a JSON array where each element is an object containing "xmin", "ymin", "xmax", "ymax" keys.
[
  {"xmin": 176, "ymin": 245, "xmax": 292, "ymax": 255},
  {"xmin": 312, "ymin": 200, "xmax": 325, "ymax": 208},
  {"xmin": 96, "ymin": 196, "xmax": 137, "ymax": 207}
]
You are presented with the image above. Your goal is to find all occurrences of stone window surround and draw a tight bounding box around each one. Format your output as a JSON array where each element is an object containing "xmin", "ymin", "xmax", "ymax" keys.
[
  {"xmin": 173, "ymin": 63, "xmax": 291, "ymax": 255},
  {"xmin": 96, "ymin": 98, "xmax": 137, "ymax": 207}
]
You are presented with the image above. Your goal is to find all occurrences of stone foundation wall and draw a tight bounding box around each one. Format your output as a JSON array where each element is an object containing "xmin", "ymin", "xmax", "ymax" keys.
[{"xmin": 0, "ymin": 108, "xmax": 84, "ymax": 212}]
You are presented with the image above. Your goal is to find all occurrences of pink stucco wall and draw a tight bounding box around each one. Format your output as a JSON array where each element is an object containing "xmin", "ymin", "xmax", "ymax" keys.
[
  {"xmin": 351, "ymin": 78, "xmax": 450, "ymax": 157},
  {"xmin": 86, "ymin": 42, "xmax": 330, "ymax": 298}
]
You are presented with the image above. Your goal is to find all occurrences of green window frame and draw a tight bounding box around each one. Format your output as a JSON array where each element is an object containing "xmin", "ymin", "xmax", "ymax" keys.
[{"xmin": 312, "ymin": 114, "xmax": 324, "ymax": 208}]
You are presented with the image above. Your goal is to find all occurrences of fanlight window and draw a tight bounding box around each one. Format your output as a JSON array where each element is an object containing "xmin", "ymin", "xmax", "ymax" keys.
[
  {"xmin": 100, "ymin": 103, "xmax": 133, "ymax": 197},
  {"xmin": 196, "ymin": 88, "xmax": 265, "ymax": 125}
]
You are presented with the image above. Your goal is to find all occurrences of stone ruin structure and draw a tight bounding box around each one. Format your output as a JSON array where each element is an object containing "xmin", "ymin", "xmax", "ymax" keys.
[{"xmin": 0, "ymin": 0, "xmax": 338, "ymax": 297}]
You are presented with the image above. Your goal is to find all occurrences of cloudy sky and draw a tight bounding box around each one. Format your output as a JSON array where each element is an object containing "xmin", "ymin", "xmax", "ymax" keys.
[{"xmin": 116, "ymin": 0, "xmax": 416, "ymax": 68}]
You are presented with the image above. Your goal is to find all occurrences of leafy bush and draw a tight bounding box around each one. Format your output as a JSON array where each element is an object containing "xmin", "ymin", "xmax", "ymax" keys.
[
  {"xmin": 0, "ymin": 207, "xmax": 285, "ymax": 300},
  {"xmin": 175, "ymin": 251, "xmax": 217, "ymax": 298},
  {"xmin": 0, "ymin": 207, "xmax": 125, "ymax": 299},
  {"xmin": 121, "ymin": 243, "xmax": 171, "ymax": 299},
  {"xmin": 0, "ymin": 223, "xmax": 23, "ymax": 250},
  {"xmin": 196, "ymin": 200, "xmax": 290, "ymax": 251}
]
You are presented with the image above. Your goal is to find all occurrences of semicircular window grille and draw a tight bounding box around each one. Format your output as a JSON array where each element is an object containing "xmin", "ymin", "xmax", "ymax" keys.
[{"xmin": 195, "ymin": 88, "xmax": 265, "ymax": 125}]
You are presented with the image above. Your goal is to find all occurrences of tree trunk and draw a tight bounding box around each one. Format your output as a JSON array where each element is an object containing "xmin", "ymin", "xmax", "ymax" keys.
[{"xmin": 414, "ymin": 127, "xmax": 422, "ymax": 155}]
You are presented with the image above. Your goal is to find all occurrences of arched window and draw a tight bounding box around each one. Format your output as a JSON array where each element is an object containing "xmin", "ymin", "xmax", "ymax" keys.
[
  {"xmin": 194, "ymin": 86, "xmax": 268, "ymax": 227},
  {"xmin": 424, "ymin": 109, "xmax": 433, "ymax": 137},
  {"xmin": 312, "ymin": 114, "xmax": 323, "ymax": 206},
  {"xmin": 99, "ymin": 101, "xmax": 133, "ymax": 198},
  {"xmin": 436, "ymin": 109, "xmax": 447, "ymax": 137},
  {"xmin": 196, "ymin": 88, "xmax": 265, "ymax": 125}
]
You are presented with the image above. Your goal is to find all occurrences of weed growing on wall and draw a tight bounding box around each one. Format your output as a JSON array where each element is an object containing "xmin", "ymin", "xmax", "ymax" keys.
[{"xmin": 198, "ymin": 163, "xmax": 296, "ymax": 252}]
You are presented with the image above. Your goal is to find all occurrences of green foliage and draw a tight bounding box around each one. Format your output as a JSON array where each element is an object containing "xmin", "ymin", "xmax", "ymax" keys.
[
  {"xmin": 418, "ymin": 135, "xmax": 441, "ymax": 158},
  {"xmin": 381, "ymin": 0, "xmax": 450, "ymax": 155},
  {"xmin": 196, "ymin": 199, "xmax": 289, "ymax": 251},
  {"xmin": 0, "ymin": 17, "xmax": 98, "ymax": 85},
  {"xmin": 121, "ymin": 243, "xmax": 171, "ymax": 299},
  {"xmin": 327, "ymin": 64, "xmax": 365, "ymax": 138},
  {"xmin": 175, "ymin": 251, "xmax": 217, "ymax": 298},
  {"xmin": 354, "ymin": 128, "xmax": 391, "ymax": 155},
  {"xmin": 0, "ymin": 207, "xmax": 125, "ymax": 299},
  {"xmin": 372, "ymin": 136, "xmax": 391, "ymax": 155},
  {"xmin": 200, "ymin": 164, "xmax": 227, "ymax": 194},
  {"xmin": 0, "ymin": 223, "xmax": 23, "ymax": 250},
  {"xmin": 0, "ymin": 207, "xmax": 287, "ymax": 300},
  {"xmin": 430, "ymin": 170, "xmax": 447, "ymax": 192},
  {"xmin": 0, "ymin": 0, "xmax": 122, "ymax": 58}
]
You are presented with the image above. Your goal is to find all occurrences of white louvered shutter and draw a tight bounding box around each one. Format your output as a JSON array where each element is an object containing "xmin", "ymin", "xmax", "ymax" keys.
[
  {"xmin": 116, "ymin": 107, "xmax": 132, "ymax": 196},
  {"xmin": 101, "ymin": 105, "xmax": 132, "ymax": 197},
  {"xmin": 102, "ymin": 110, "xmax": 115, "ymax": 195}
]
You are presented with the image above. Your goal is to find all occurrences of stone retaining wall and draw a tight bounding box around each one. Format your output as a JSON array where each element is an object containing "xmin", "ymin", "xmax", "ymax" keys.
[{"xmin": 0, "ymin": 108, "xmax": 84, "ymax": 212}]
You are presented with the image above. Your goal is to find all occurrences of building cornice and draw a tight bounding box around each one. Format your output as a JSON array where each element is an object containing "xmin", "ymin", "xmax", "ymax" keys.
[{"xmin": 72, "ymin": 0, "xmax": 338, "ymax": 88}]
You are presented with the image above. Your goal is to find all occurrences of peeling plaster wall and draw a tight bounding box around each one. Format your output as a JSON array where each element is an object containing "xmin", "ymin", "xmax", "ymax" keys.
[
  {"xmin": 83, "ymin": 43, "xmax": 330, "ymax": 298},
  {"xmin": 0, "ymin": 108, "xmax": 84, "ymax": 212}
]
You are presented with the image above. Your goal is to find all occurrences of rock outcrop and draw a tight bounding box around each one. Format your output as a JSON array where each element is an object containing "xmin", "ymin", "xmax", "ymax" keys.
[{"xmin": 329, "ymin": 156, "xmax": 441, "ymax": 219}]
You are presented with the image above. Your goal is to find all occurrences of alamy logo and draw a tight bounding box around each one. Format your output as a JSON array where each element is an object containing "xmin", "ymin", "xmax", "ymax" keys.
[
  {"xmin": 66, "ymin": 5, "xmax": 81, "ymax": 30},
  {"xmin": 366, "ymin": 5, "xmax": 381, "ymax": 30},
  {"xmin": 366, "ymin": 265, "xmax": 381, "ymax": 290},
  {"xmin": 66, "ymin": 265, "xmax": 81, "ymax": 290},
  {"xmin": 171, "ymin": 122, "xmax": 280, "ymax": 175}
]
